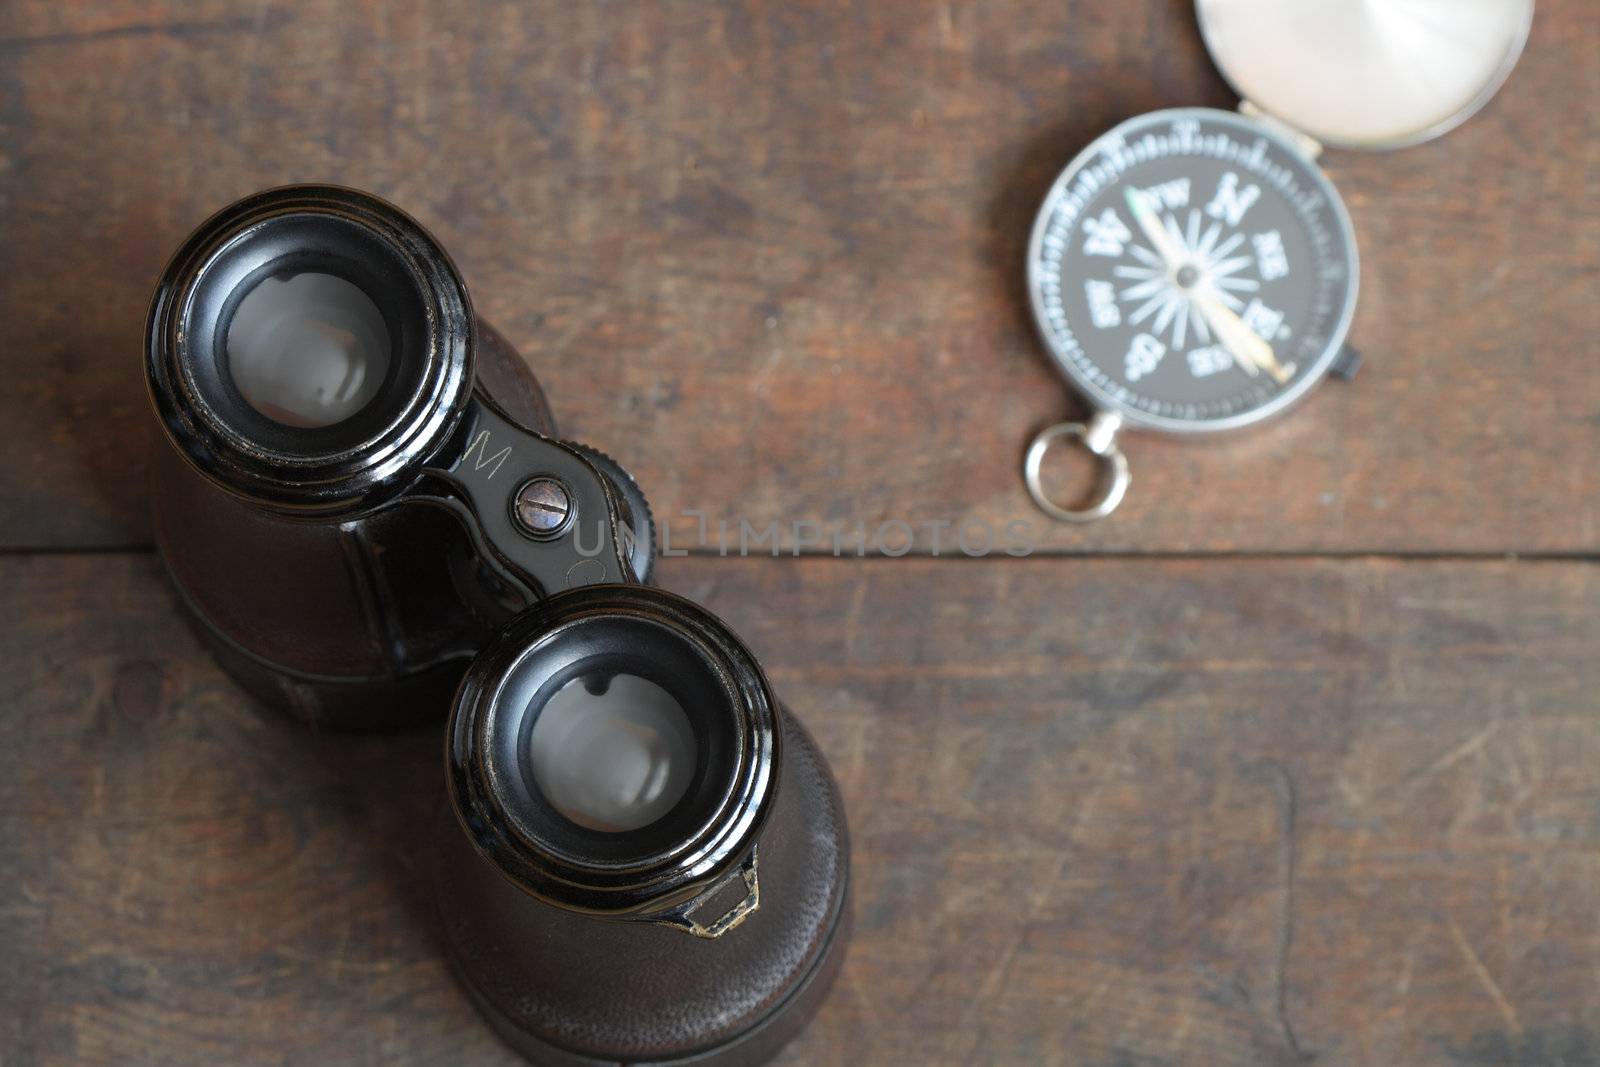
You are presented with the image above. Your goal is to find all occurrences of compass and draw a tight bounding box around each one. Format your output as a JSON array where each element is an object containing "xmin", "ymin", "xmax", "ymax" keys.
[{"xmin": 1022, "ymin": 0, "xmax": 1534, "ymax": 522}]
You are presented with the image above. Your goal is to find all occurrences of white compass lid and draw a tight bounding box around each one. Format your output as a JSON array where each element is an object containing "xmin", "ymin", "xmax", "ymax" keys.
[{"xmin": 1195, "ymin": 0, "xmax": 1534, "ymax": 150}]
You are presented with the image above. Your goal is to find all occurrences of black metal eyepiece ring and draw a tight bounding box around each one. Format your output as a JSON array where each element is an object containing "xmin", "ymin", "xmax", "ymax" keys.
[
  {"xmin": 446, "ymin": 584, "xmax": 781, "ymax": 919},
  {"xmin": 146, "ymin": 184, "xmax": 475, "ymax": 516}
]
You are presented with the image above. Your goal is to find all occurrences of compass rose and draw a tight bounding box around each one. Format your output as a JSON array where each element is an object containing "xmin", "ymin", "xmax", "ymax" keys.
[{"xmin": 1113, "ymin": 202, "xmax": 1260, "ymax": 351}]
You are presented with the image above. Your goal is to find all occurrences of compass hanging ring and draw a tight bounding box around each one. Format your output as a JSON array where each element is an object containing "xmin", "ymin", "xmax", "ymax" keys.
[
  {"xmin": 1018, "ymin": 0, "xmax": 1533, "ymax": 521},
  {"xmin": 1025, "ymin": 411, "xmax": 1129, "ymax": 523}
]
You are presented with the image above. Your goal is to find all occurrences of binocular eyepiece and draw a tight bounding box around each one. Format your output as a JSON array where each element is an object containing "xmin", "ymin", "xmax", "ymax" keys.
[
  {"xmin": 146, "ymin": 186, "xmax": 849, "ymax": 1066},
  {"xmin": 450, "ymin": 584, "xmax": 779, "ymax": 924}
]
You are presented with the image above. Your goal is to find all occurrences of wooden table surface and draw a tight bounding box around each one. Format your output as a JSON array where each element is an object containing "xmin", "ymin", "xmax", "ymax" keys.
[{"xmin": 1, "ymin": 2, "xmax": 1596, "ymax": 1065}]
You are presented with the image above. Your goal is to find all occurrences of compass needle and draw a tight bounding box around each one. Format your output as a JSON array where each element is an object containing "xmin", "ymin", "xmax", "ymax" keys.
[
  {"xmin": 1163, "ymin": 213, "xmax": 1187, "ymax": 253},
  {"xmin": 1124, "ymin": 187, "xmax": 1184, "ymax": 268},
  {"xmin": 1196, "ymin": 293, "xmax": 1289, "ymax": 383}
]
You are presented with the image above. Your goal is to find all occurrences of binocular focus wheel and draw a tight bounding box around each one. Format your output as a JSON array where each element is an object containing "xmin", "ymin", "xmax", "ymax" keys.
[{"xmin": 564, "ymin": 441, "xmax": 657, "ymax": 584}]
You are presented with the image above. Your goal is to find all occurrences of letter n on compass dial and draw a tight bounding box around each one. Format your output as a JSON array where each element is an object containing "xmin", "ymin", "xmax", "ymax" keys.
[{"xmin": 1028, "ymin": 108, "xmax": 1359, "ymax": 434}]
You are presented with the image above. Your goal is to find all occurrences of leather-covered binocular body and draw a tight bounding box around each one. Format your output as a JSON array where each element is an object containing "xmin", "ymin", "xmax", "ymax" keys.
[{"xmin": 146, "ymin": 186, "xmax": 849, "ymax": 1066}]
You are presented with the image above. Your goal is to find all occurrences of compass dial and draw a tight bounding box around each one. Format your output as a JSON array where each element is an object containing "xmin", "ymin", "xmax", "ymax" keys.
[{"xmin": 1028, "ymin": 108, "xmax": 1358, "ymax": 433}]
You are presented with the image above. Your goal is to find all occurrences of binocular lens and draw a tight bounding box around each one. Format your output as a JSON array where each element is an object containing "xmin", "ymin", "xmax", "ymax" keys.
[
  {"xmin": 227, "ymin": 271, "xmax": 391, "ymax": 428},
  {"xmin": 528, "ymin": 672, "xmax": 697, "ymax": 833}
]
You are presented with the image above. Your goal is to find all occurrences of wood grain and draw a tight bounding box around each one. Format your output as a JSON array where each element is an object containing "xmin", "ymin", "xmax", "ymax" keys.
[
  {"xmin": 2, "ymin": 553, "xmax": 1596, "ymax": 1066},
  {"xmin": 0, "ymin": 1, "xmax": 1594, "ymax": 553}
]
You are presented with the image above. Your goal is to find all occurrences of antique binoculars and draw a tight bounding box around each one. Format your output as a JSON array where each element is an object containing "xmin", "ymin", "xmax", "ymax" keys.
[{"xmin": 145, "ymin": 186, "xmax": 850, "ymax": 1065}]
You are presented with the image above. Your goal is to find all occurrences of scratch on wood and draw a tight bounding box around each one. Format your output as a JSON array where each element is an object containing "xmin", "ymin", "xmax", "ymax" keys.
[
  {"xmin": 1352, "ymin": 715, "xmax": 1504, "ymax": 809},
  {"xmin": 1497, "ymin": 860, "xmax": 1513, "ymax": 960},
  {"xmin": 751, "ymin": 343, "xmax": 786, "ymax": 391},
  {"xmin": 962, "ymin": 850, "xmax": 1074, "ymax": 1058},
  {"xmin": 234, "ymin": 0, "xmax": 275, "ymax": 114},
  {"xmin": 1447, "ymin": 916, "xmax": 1524, "ymax": 1037},
  {"xmin": 842, "ymin": 578, "xmax": 868, "ymax": 660},
  {"xmin": 1333, "ymin": 771, "xmax": 1365, "ymax": 809},
  {"xmin": 1473, "ymin": 259, "xmax": 1514, "ymax": 299},
  {"xmin": 1417, "ymin": 718, "xmax": 1503, "ymax": 784},
  {"xmin": 331, "ymin": 921, "xmax": 351, "ymax": 985},
  {"xmin": 1394, "ymin": 928, "xmax": 1419, "ymax": 998},
  {"xmin": 1253, "ymin": 758, "xmax": 1308, "ymax": 1061},
  {"xmin": 976, "ymin": 850, "xmax": 1069, "ymax": 1004}
]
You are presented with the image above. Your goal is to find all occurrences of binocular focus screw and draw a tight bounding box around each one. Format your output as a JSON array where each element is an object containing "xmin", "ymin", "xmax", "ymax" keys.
[{"xmin": 512, "ymin": 477, "xmax": 573, "ymax": 538}]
